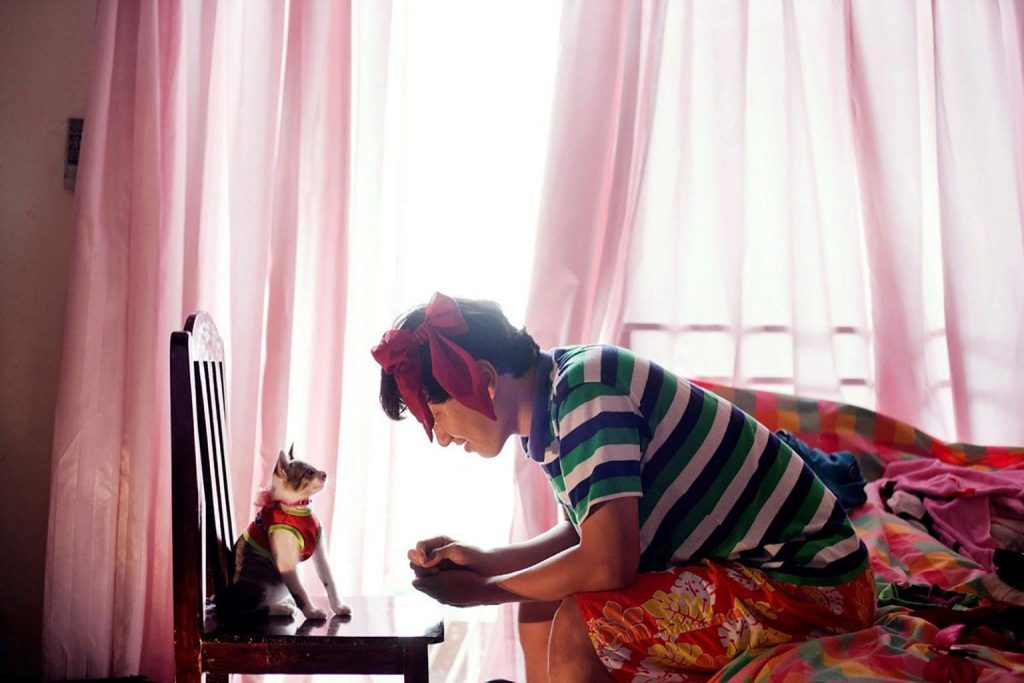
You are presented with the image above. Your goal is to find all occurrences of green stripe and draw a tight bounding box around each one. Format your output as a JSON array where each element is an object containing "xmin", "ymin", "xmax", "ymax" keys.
[
  {"xmin": 567, "ymin": 359, "xmax": 586, "ymax": 387},
  {"xmin": 791, "ymin": 516, "xmax": 853, "ymax": 566},
  {"xmin": 780, "ymin": 479, "xmax": 827, "ymax": 546},
  {"xmin": 558, "ymin": 383, "xmax": 627, "ymax": 417},
  {"xmin": 243, "ymin": 531, "xmax": 271, "ymax": 559},
  {"xmin": 615, "ymin": 349, "xmax": 635, "ymax": 396},
  {"xmin": 710, "ymin": 444, "xmax": 793, "ymax": 557},
  {"xmin": 640, "ymin": 391, "xmax": 715, "ymax": 526},
  {"xmin": 650, "ymin": 371, "xmax": 680, "ymax": 426},
  {"xmin": 664, "ymin": 415, "xmax": 757, "ymax": 553},
  {"xmin": 269, "ymin": 524, "xmax": 305, "ymax": 550},
  {"xmin": 763, "ymin": 553, "xmax": 868, "ymax": 586},
  {"xmin": 559, "ymin": 427, "xmax": 641, "ymax": 477},
  {"xmin": 572, "ymin": 477, "xmax": 642, "ymax": 520}
]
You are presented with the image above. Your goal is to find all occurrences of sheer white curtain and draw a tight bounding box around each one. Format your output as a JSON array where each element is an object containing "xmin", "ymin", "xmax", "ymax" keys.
[
  {"xmin": 516, "ymin": 1, "xmax": 1024, "ymax": 649},
  {"xmin": 620, "ymin": 0, "xmax": 1024, "ymax": 446},
  {"xmin": 524, "ymin": 0, "xmax": 1024, "ymax": 446},
  {"xmin": 331, "ymin": 1, "xmax": 558, "ymax": 680},
  {"xmin": 43, "ymin": 1, "xmax": 557, "ymax": 681}
]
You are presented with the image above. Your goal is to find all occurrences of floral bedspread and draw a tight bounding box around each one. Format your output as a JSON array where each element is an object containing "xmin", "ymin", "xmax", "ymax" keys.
[{"xmin": 682, "ymin": 383, "xmax": 1024, "ymax": 682}]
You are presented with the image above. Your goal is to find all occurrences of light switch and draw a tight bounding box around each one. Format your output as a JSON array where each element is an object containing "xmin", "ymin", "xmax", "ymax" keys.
[{"xmin": 64, "ymin": 118, "xmax": 83, "ymax": 191}]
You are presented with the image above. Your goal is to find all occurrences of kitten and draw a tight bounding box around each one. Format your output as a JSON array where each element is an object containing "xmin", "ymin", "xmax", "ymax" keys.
[{"xmin": 218, "ymin": 446, "xmax": 350, "ymax": 621}]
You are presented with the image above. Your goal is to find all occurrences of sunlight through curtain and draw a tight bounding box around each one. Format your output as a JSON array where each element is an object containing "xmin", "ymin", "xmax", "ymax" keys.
[{"xmin": 42, "ymin": 1, "xmax": 557, "ymax": 681}]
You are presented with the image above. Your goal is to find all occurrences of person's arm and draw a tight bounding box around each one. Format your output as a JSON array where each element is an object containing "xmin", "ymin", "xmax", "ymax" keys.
[
  {"xmin": 414, "ymin": 378, "xmax": 646, "ymax": 606},
  {"xmin": 493, "ymin": 497, "xmax": 640, "ymax": 600},
  {"xmin": 410, "ymin": 519, "xmax": 580, "ymax": 576},
  {"xmin": 411, "ymin": 497, "xmax": 640, "ymax": 606}
]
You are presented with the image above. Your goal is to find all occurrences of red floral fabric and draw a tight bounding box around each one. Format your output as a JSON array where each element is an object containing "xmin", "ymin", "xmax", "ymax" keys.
[{"xmin": 576, "ymin": 560, "xmax": 876, "ymax": 681}]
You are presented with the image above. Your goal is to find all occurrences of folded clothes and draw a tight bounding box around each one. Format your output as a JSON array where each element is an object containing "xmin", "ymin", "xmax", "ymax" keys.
[{"xmin": 776, "ymin": 430, "xmax": 868, "ymax": 510}]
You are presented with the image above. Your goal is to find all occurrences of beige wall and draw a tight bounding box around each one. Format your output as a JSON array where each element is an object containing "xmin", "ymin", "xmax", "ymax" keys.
[{"xmin": 0, "ymin": 0, "xmax": 97, "ymax": 679}]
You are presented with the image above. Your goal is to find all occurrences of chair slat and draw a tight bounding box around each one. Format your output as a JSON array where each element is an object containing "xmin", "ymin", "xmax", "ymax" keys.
[
  {"xmin": 213, "ymin": 362, "xmax": 236, "ymax": 544},
  {"xmin": 171, "ymin": 311, "xmax": 442, "ymax": 683}
]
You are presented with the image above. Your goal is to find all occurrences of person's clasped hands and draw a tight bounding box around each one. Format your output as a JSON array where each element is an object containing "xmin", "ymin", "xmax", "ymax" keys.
[{"xmin": 407, "ymin": 536, "xmax": 512, "ymax": 607}]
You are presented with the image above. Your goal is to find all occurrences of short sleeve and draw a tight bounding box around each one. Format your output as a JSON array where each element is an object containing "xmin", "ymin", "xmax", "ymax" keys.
[{"xmin": 555, "ymin": 382, "xmax": 644, "ymax": 526}]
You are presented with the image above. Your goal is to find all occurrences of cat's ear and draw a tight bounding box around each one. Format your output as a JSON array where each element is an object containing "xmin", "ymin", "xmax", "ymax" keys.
[
  {"xmin": 288, "ymin": 443, "xmax": 295, "ymax": 461},
  {"xmin": 275, "ymin": 449, "xmax": 289, "ymax": 477}
]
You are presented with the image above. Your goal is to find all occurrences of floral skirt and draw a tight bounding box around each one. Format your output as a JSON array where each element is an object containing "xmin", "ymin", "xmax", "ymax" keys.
[{"xmin": 575, "ymin": 560, "xmax": 876, "ymax": 682}]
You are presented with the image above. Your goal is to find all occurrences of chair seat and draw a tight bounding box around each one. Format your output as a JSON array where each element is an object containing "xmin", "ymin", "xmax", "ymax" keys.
[
  {"xmin": 203, "ymin": 595, "xmax": 443, "ymax": 642},
  {"xmin": 199, "ymin": 595, "xmax": 443, "ymax": 676}
]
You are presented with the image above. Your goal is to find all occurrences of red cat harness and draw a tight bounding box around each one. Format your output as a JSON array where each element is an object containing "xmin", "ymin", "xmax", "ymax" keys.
[{"xmin": 243, "ymin": 502, "xmax": 322, "ymax": 562}]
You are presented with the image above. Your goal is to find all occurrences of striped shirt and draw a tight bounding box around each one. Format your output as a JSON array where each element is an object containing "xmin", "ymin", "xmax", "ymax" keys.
[{"xmin": 521, "ymin": 345, "xmax": 868, "ymax": 586}]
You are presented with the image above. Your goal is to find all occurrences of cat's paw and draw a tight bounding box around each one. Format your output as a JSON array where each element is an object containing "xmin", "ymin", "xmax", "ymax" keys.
[
  {"xmin": 268, "ymin": 602, "xmax": 300, "ymax": 619},
  {"xmin": 331, "ymin": 602, "xmax": 351, "ymax": 617},
  {"xmin": 302, "ymin": 606, "xmax": 329, "ymax": 620}
]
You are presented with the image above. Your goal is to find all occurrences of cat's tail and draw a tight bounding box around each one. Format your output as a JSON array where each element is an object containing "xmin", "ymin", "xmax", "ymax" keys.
[{"xmin": 214, "ymin": 580, "xmax": 269, "ymax": 623}]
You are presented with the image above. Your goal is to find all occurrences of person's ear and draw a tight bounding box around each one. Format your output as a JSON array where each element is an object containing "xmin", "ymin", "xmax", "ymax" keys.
[
  {"xmin": 476, "ymin": 360, "xmax": 498, "ymax": 400},
  {"xmin": 275, "ymin": 449, "xmax": 289, "ymax": 478}
]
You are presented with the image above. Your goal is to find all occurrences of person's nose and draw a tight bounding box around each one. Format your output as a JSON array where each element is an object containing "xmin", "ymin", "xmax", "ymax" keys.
[{"xmin": 434, "ymin": 426, "xmax": 453, "ymax": 447}]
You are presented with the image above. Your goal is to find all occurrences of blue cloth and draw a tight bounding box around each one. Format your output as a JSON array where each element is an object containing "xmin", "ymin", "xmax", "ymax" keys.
[{"xmin": 776, "ymin": 430, "xmax": 868, "ymax": 511}]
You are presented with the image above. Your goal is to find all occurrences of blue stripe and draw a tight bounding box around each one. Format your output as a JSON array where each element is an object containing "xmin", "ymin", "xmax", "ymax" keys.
[
  {"xmin": 600, "ymin": 347, "xmax": 618, "ymax": 387},
  {"xmin": 757, "ymin": 462, "xmax": 817, "ymax": 545},
  {"xmin": 770, "ymin": 540, "xmax": 868, "ymax": 579},
  {"xmin": 566, "ymin": 459, "xmax": 642, "ymax": 509},
  {"xmin": 640, "ymin": 386, "xmax": 705, "ymax": 491},
  {"xmin": 637, "ymin": 361, "xmax": 664, "ymax": 418},
  {"xmin": 693, "ymin": 433, "xmax": 778, "ymax": 559},
  {"xmin": 766, "ymin": 498, "xmax": 845, "ymax": 564},
  {"xmin": 641, "ymin": 404, "xmax": 747, "ymax": 569},
  {"xmin": 559, "ymin": 411, "xmax": 643, "ymax": 457},
  {"xmin": 541, "ymin": 459, "xmax": 561, "ymax": 478}
]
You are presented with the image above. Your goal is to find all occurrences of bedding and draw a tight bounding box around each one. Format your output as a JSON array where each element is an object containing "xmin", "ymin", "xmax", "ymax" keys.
[{"xmin": 685, "ymin": 383, "xmax": 1024, "ymax": 682}]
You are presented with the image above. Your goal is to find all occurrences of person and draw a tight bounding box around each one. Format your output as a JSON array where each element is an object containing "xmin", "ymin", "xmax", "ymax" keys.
[{"xmin": 372, "ymin": 293, "xmax": 875, "ymax": 682}]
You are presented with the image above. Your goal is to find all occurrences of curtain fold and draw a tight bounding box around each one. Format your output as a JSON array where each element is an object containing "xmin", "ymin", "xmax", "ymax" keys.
[
  {"xmin": 513, "ymin": 0, "xmax": 667, "ymax": 555},
  {"xmin": 43, "ymin": 1, "xmax": 1024, "ymax": 681},
  {"xmin": 516, "ymin": 0, "xmax": 1024, "ymax": 640},
  {"xmin": 43, "ymin": 1, "xmax": 555, "ymax": 680},
  {"xmin": 43, "ymin": 2, "xmax": 352, "ymax": 680}
]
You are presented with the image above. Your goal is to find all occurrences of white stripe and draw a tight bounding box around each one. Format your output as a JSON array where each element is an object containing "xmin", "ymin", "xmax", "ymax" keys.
[
  {"xmin": 802, "ymin": 488, "xmax": 839, "ymax": 537},
  {"xmin": 582, "ymin": 347, "xmax": 604, "ymax": 383},
  {"xmin": 629, "ymin": 357, "xmax": 650, "ymax": 403},
  {"xmin": 642, "ymin": 378, "xmax": 693, "ymax": 462},
  {"xmin": 562, "ymin": 443, "xmax": 642, "ymax": 493},
  {"xmin": 639, "ymin": 397, "xmax": 732, "ymax": 542},
  {"xmin": 809, "ymin": 530, "xmax": 863, "ymax": 566},
  {"xmin": 559, "ymin": 394, "xmax": 639, "ymax": 436},
  {"xmin": 670, "ymin": 422, "xmax": 770, "ymax": 559},
  {"xmin": 730, "ymin": 454, "xmax": 805, "ymax": 554}
]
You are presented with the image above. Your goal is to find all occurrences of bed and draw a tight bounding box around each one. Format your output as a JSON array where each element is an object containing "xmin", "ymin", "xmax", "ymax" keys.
[{"xmin": 689, "ymin": 383, "xmax": 1024, "ymax": 682}]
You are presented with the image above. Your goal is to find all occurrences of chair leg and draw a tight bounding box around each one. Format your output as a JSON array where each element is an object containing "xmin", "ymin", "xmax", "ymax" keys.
[
  {"xmin": 175, "ymin": 662, "xmax": 201, "ymax": 683},
  {"xmin": 403, "ymin": 643, "xmax": 429, "ymax": 683}
]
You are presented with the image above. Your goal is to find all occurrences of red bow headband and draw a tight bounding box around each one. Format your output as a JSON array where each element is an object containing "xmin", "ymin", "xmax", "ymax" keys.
[{"xmin": 372, "ymin": 293, "xmax": 496, "ymax": 440}]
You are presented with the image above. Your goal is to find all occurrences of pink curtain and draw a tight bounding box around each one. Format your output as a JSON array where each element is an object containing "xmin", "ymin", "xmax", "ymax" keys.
[
  {"xmin": 514, "ymin": 0, "xmax": 1024, "ymax": 642},
  {"xmin": 42, "ymin": 1, "xmax": 351, "ymax": 680}
]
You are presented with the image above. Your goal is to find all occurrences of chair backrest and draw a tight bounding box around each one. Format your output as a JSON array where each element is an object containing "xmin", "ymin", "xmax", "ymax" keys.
[{"xmin": 170, "ymin": 312, "xmax": 237, "ymax": 646}]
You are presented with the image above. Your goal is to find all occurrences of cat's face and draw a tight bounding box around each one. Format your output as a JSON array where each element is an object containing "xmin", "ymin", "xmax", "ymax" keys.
[{"xmin": 271, "ymin": 448, "xmax": 327, "ymax": 503}]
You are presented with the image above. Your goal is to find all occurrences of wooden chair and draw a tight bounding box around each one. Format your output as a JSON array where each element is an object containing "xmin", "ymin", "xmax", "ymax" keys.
[{"xmin": 170, "ymin": 311, "xmax": 444, "ymax": 682}]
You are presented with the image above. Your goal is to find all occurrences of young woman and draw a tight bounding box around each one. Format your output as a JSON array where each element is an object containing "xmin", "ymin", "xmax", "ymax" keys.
[{"xmin": 373, "ymin": 293, "xmax": 874, "ymax": 682}]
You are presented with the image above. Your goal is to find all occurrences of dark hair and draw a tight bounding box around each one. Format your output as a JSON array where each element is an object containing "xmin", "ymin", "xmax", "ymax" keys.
[{"xmin": 378, "ymin": 297, "xmax": 539, "ymax": 421}]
